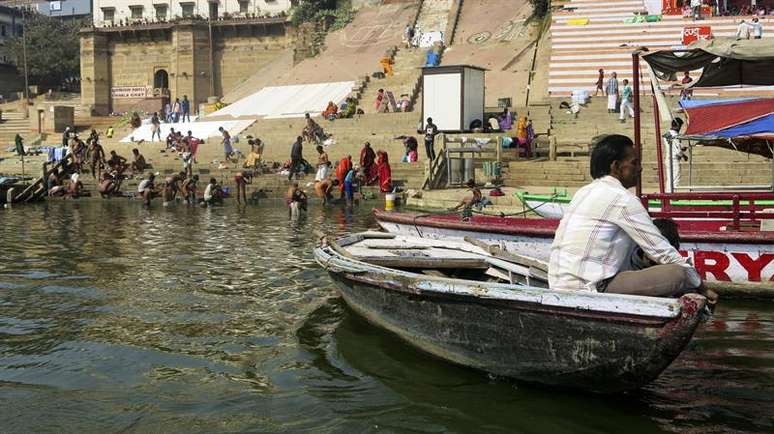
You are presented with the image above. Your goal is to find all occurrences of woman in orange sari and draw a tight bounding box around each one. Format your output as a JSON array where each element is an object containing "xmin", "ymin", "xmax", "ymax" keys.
[
  {"xmin": 515, "ymin": 116, "xmax": 532, "ymax": 158},
  {"xmin": 335, "ymin": 155, "xmax": 353, "ymax": 197},
  {"xmin": 376, "ymin": 150, "xmax": 392, "ymax": 193},
  {"xmin": 379, "ymin": 55, "xmax": 394, "ymax": 77}
]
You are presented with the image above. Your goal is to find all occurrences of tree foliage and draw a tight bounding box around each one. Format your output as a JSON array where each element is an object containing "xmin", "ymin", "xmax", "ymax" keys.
[
  {"xmin": 6, "ymin": 13, "xmax": 86, "ymax": 86},
  {"xmin": 290, "ymin": 0, "xmax": 338, "ymax": 26},
  {"xmin": 529, "ymin": 0, "xmax": 550, "ymax": 18}
]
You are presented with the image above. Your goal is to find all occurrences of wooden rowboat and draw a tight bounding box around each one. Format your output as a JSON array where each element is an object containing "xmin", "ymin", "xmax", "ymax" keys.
[
  {"xmin": 314, "ymin": 232, "xmax": 708, "ymax": 393},
  {"xmin": 373, "ymin": 209, "xmax": 774, "ymax": 296}
]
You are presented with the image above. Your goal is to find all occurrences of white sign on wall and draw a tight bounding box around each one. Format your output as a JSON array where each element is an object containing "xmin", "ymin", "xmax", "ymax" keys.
[{"xmin": 111, "ymin": 86, "xmax": 151, "ymax": 99}]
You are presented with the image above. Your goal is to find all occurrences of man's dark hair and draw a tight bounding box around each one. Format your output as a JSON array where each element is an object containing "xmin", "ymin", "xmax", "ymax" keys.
[
  {"xmin": 589, "ymin": 134, "xmax": 634, "ymax": 179},
  {"xmin": 653, "ymin": 218, "xmax": 680, "ymax": 250}
]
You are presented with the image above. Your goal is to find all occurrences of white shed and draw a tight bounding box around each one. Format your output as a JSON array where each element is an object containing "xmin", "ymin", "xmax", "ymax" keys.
[{"xmin": 421, "ymin": 65, "xmax": 486, "ymax": 132}]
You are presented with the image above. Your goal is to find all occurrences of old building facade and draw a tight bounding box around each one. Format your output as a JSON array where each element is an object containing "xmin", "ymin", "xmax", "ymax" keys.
[
  {"xmin": 91, "ymin": 0, "xmax": 292, "ymax": 26},
  {"xmin": 80, "ymin": 15, "xmax": 295, "ymax": 114}
]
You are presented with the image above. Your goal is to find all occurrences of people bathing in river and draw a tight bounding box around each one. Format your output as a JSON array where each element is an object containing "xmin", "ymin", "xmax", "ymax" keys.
[
  {"xmin": 98, "ymin": 170, "xmax": 121, "ymax": 198},
  {"xmin": 314, "ymin": 177, "xmax": 338, "ymax": 205},
  {"xmin": 344, "ymin": 165, "xmax": 357, "ymax": 205},
  {"xmin": 336, "ymin": 155, "xmax": 353, "ymax": 199},
  {"xmin": 315, "ymin": 145, "xmax": 330, "ymax": 182},
  {"xmin": 162, "ymin": 172, "xmax": 186, "ymax": 206},
  {"xmin": 286, "ymin": 182, "xmax": 308, "ymax": 217},
  {"xmin": 182, "ymin": 174, "xmax": 199, "ymax": 204},
  {"xmin": 138, "ymin": 174, "xmax": 156, "ymax": 208},
  {"xmin": 203, "ymin": 177, "xmax": 223, "ymax": 207},
  {"xmin": 234, "ymin": 170, "xmax": 253, "ymax": 205},
  {"xmin": 548, "ymin": 134, "xmax": 718, "ymax": 303}
]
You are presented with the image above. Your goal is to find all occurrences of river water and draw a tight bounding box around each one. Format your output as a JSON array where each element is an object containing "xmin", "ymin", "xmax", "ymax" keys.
[{"xmin": 0, "ymin": 201, "xmax": 771, "ymax": 433}]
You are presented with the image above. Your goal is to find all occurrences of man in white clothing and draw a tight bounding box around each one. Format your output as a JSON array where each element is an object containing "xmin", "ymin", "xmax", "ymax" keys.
[
  {"xmin": 664, "ymin": 118, "xmax": 686, "ymax": 192},
  {"xmin": 548, "ymin": 134, "xmax": 712, "ymax": 299},
  {"xmin": 736, "ymin": 20, "xmax": 751, "ymax": 39},
  {"xmin": 751, "ymin": 18, "xmax": 763, "ymax": 39},
  {"xmin": 619, "ymin": 79, "xmax": 634, "ymax": 122}
]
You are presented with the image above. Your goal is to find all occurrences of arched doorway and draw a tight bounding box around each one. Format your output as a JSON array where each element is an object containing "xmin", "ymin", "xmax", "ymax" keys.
[{"xmin": 154, "ymin": 69, "xmax": 169, "ymax": 90}]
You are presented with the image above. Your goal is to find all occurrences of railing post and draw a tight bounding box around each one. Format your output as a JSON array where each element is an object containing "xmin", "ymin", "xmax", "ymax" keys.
[{"xmin": 732, "ymin": 194, "xmax": 741, "ymax": 230}]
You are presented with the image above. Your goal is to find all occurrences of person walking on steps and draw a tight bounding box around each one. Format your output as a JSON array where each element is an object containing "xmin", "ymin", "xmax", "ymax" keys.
[
  {"xmin": 424, "ymin": 117, "xmax": 438, "ymax": 162},
  {"xmin": 151, "ymin": 112, "xmax": 162, "ymax": 142},
  {"xmin": 619, "ymin": 79, "xmax": 634, "ymax": 123}
]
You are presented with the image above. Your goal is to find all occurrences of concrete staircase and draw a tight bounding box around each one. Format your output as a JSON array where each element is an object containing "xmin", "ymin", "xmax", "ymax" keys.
[
  {"xmin": 358, "ymin": 0, "xmax": 454, "ymax": 114},
  {"xmin": 0, "ymin": 110, "xmax": 29, "ymax": 147},
  {"xmin": 359, "ymin": 47, "xmax": 426, "ymax": 113},
  {"xmin": 416, "ymin": 0, "xmax": 454, "ymax": 35},
  {"xmin": 549, "ymin": 0, "xmax": 774, "ymax": 97}
]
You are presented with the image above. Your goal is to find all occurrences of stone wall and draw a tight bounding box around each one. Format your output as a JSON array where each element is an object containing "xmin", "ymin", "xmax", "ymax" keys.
[
  {"xmin": 0, "ymin": 65, "xmax": 22, "ymax": 98},
  {"xmin": 212, "ymin": 25, "xmax": 291, "ymax": 96},
  {"xmin": 80, "ymin": 19, "xmax": 293, "ymax": 115}
]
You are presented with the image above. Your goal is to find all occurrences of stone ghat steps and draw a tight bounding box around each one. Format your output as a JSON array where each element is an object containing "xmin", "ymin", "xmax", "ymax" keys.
[
  {"xmin": 359, "ymin": 48, "xmax": 426, "ymax": 114},
  {"xmin": 549, "ymin": 0, "xmax": 774, "ymax": 96}
]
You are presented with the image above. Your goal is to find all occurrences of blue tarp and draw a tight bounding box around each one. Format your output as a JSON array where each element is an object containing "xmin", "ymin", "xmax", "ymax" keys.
[{"xmin": 709, "ymin": 114, "xmax": 774, "ymax": 138}]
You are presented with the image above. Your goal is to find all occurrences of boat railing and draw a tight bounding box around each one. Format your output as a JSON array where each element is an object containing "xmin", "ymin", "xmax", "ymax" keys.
[{"xmin": 641, "ymin": 192, "xmax": 774, "ymax": 229}]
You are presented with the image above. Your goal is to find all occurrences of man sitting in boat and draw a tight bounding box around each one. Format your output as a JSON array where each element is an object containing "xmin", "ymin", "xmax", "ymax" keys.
[{"xmin": 548, "ymin": 134, "xmax": 709, "ymax": 299}]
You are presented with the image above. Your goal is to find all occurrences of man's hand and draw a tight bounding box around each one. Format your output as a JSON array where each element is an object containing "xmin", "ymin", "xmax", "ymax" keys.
[{"xmin": 697, "ymin": 281, "xmax": 719, "ymax": 306}]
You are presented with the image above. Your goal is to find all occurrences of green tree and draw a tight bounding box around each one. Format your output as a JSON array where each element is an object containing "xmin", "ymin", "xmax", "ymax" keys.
[
  {"xmin": 290, "ymin": 0, "xmax": 338, "ymax": 26},
  {"xmin": 529, "ymin": 0, "xmax": 550, "ymax": 18},
  {"xmin": 7, "ymin": 12, "xmax": 86, "ymax": 87}
]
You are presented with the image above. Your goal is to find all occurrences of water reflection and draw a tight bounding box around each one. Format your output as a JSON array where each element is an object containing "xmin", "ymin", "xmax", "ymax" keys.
[{"xmin": 0, "ymin": 201, "xmax": 772, "ymax": 433}]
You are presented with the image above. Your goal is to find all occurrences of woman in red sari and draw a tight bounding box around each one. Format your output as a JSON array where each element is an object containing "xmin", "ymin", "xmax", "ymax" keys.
[
  {"xmin": 335, "ymin": 155, "xmax": 352, "ymax": 197},
  {"xmin": 376, "ymin": 150, "xmax": 392, "ymax": 193}
]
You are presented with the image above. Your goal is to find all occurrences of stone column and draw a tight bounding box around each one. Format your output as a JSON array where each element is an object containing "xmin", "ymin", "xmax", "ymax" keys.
[
  {"xmin": 172, "ymin": 22, "xmax": 213, "ymax": 110},
  {"xmin": 79, "ymin": 29, "xmax": 111, "ymax": 115}
]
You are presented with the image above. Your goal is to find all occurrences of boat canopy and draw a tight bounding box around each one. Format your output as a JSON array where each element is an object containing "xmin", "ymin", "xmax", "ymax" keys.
[
  {"xmin": 680, "ymin": 98, "xmax": 774, "ymax": 139},
  {"xmin": 673, "ymin": 98, "xmax": 774, "ymax": 158},
  {"xmin": 642, "ymin": 37, "xmax": 774, "ymax": 87}
]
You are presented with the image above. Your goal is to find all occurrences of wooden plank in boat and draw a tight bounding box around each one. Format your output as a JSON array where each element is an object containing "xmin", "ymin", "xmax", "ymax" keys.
[
  {"xmin": 328, "ymin": 239, "xmax": 357, "ymax": 259},
  {"xmin": 337, "ymin": 234, "xmax": 365, "ymax": 247},
  {"xmin": 464, "ymin": 236, "xmax": 549, "ymax": 273},
  {"xmin": 360, "ymin": 231, "xmax": 397, "ymax": 239},
  {"xmin": 365, "ymin": 244, "xmax": 430, "ymax": 250},
  {"xmin": 360, "ymin": 257, "xmax": 490, "ymax": 269}
]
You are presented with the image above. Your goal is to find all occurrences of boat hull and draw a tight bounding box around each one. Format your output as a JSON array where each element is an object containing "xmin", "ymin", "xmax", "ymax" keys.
[
  {"xmin": 317, "ymin": 247, "xmax": 706, "ymax": 393},
  {"xmin": 374, "ymin": 211, "xmax": 774, "ymax": 294}
]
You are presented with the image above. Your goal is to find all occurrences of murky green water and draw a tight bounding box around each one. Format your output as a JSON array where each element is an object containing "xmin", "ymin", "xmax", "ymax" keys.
[{"xmin": 0, "ymin": 201, "xmax": 772, "ymax": 433}]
